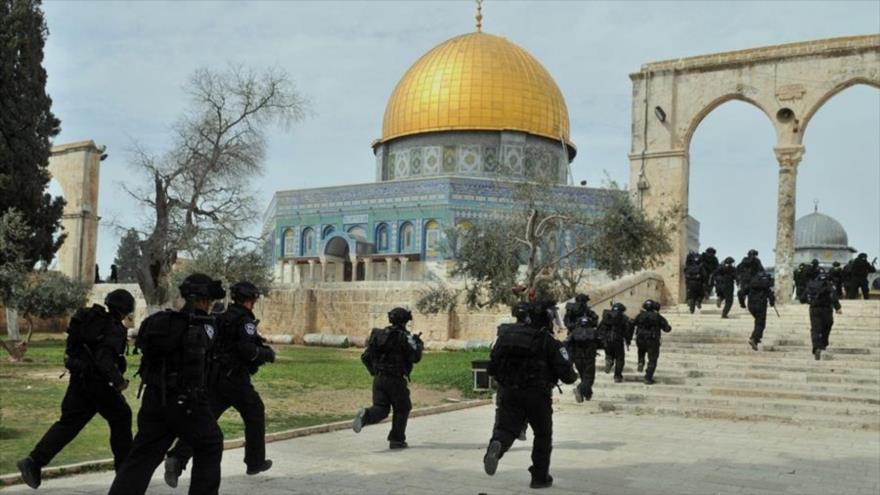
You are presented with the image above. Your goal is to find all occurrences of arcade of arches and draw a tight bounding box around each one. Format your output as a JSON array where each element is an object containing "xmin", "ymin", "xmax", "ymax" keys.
[{"xmin": 628, "ymin": 34, "xmax": 880, "ymax": 303}]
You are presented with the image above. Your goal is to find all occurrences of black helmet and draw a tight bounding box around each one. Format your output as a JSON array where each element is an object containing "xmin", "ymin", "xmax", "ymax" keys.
[
  {"xmin": 817, "ymin": 272, "xmax": 829, "ymax": 282},
  {"xmin": 642, "ymin": 299, "xmax": 659, "ymax": 311},
  {"xmin": 832, "ymin": 261, "xmax": 840, "ymax": 267},
  {"xmin": 179, "ymin": 273, "xmax": 226, "ymax": 300},
  {"xmin": 230, "ymin": 281, "xmax": 260, "ymax": 303},
  {"xmin": 811, "ymin": 259, "xmax": 819, "ymax": 267},
  {"xmin": 511, "ymin": 302, "xmax": 530, "ymax": 322},
  {"xmin": 748, "ymin": 249, "xmax": 758, "ymax": 257},
  {"xmin": 528, "ymin": 300, "xmax": 557, "ymax": 329},
  {"xmin": 798, "ymin": 263, "xmax": 806, "ymax": 269},
  {"xmin": 706, "ymin": 247, "xmax": 716, "ymax": 254},
  {"xmin": 858, "ymin": 253, "xmax": 868, "ymax": 259},
  {"xmin": 388, "ymin": 307, "xmax": 412, "ymax": 326},
  {"xmin": 611, "ymin": 302, "xmax": 626, "ymax": 313},
  {"xmin": 105, "ymin": 289, "xmax": 135, "ymax": 317},
  {"xmin": 724, "ymin": 256, "xmax": 735, "ymax": 264},
  {"xmin": 758, "ymin": 271, "xmax": 773, "ymax": 281},
  {"xmin": 575, "ymin": 293, "xmax": 589, "ymax": 304}
]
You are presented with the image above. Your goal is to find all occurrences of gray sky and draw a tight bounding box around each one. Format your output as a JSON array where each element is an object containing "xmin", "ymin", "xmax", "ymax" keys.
[{"xmin": 41, "ymin": 0, "xmax": 880, "ymax": 274}]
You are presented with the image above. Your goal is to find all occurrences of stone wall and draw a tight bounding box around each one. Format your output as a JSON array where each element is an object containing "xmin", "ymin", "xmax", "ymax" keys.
[{"xmin": 254, "ymin": 272, "xmax": 666, "ymax": 343}]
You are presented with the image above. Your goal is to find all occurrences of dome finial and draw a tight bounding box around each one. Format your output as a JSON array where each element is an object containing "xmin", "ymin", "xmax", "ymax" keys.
[
  {"xmin": 475, "ymin": 0, "xmax": 483, "ymax": 32},
  {"xmin": 814, "ymin": 199, "xmax": 819, "ymax": 213}
]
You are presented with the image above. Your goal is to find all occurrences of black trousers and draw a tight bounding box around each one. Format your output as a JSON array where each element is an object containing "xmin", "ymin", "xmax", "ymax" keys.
[
  {"xmin": 491, "ymin": 386, "xmax": 553, "ymax": 480},
  {"xmin": 717, "ymin": 285, "xmax": 734, "ymax": 317},
  {"xmin": 362, "ymin": 374, "xmax": 411, "ymax": 443},
  {"xmin": 605, "ymin": 338, "xmax": 626, "ymax": 378},
  {"xmin": 748, "ymin": 304, "xmax": 768, "ymax": 343},
  {"xmin": 571, "ymin": 343, "xmax": 597, "ymax": 397},
  {"xmin": 857, "ymin": 279, "xmax": 871, "ymax": 300},
  {"xmin": 737, "ymin": 283, "xmax": 750, "ymax": 307},
  {"xmin": 686, "ymin": 282, "xmax": 704, "ymax": 312},
  {"xmin": 168, "ymin": 373, "xmax": 266, "ymax": 470},
  {"xmin": 636, "ymin": 338, "xmax": 660, "ymax": 379},
  {"xmin": 30, "ymin": 374, "xmax": 132, "ymax": 470},
  {"xmin": 809, "ymin": 307, "xmax": 835, "ymax": 352},
  {"xmin": 108, "ymin": 386, "xmax": 223, "ymax": 495}
]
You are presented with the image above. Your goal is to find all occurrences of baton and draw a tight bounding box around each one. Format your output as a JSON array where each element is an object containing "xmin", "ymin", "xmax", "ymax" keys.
[{"xmin": 772, "ymin": 305, "xmax": 780, "ymax": 318}]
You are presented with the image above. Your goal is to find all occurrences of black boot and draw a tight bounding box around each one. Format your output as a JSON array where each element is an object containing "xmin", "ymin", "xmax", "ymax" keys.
[
  {"xmin": 17, "ymin": 457, "xmax": 41, "ymax": 489},
  {"xmin": 164, "ymin": 456, "xmax": 183, "ymax": 488},
  {"xmin": 483, "ymin": 440, "xmax": 502, "ymax": 476},
  {"xmin": 530, "ymin": 474, "xmax": 554, "ymax": 489},
  {"xmin": 748, "ymin": 339, "xmax": 758, "ymax": 351},
  {"xmin": 246, "ymin": 459, "xmax": 273, "ymax": 475}
]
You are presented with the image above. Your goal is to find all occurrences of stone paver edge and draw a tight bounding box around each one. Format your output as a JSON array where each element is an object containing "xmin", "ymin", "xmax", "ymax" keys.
[{"xmin": 0, "ymin": 398, "xmax": 492, "ymax": 488}]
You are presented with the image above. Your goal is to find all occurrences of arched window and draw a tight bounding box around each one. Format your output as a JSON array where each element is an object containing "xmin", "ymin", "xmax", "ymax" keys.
[
  {"xmin": 301, "ymin": 227, "xmax": 316, "ymax": 256},
  {"xmin": 375, "ymin": 223, "xmax": 390, "ymax": 252},
  {"xmin": 283, "ymin": 228, "xmax": 296, "ymax": 256},
  {"xmin": 347, "ymin": 225, "xmax": 367, "ymax": 241},
  {"xmin": 424, "ymin": 220, "xmax": 441, "ymax": 258},
  {"xmin": 322, "ymin": 225, "xmax": 336, "ymax": 240},
  {"xmin": 399, "ymin": 222, "xmax": 414, "ymax": 252}
]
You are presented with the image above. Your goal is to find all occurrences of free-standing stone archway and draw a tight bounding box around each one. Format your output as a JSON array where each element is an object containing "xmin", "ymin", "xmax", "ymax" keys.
[
  {"xmin": 628, "ymin": 34, "xmax": 880, "ymax": 303},
  {"xmin": 47, "ymin": 140, "xmax": 105, "ymax": 285}
]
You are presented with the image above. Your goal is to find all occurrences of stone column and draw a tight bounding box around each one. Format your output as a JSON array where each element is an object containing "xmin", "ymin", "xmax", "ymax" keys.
[
  {"xmin": 320, "ymin": 259, "xmax": 328, "ymax": 282},
  {"xmin": 307, "ymin": 260, "xmax": 316, "ymax": 282},
  {"xmin": 398, "ymin": 257, "xmax": 409, "ymax": 281},
  {"xmin": 293, "ymin": 264, "xmax": 303, "ymax": 285},
  {"xmin": 773, "ymin": 145, "xmax": 805, "ymax": 305},
  {"xmin": 385, "ymin": 257, "xmax": 394, "ymax": 281},
  {"xmin": 364, "ymin": 258, "xmax": 374, "ymax": 281},
  {"xmin": 283, "ymin": 262, "xmax": 294, "ymax": 284},
  {"xmin": 335, "ymin": 262, "xmax": 344, "ymax": 282}
]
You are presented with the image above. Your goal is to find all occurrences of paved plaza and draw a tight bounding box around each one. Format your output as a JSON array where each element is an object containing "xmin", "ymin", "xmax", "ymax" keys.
[{"xmin": 5, "ymin": 400, "xmax": 879, "ymax": 494}]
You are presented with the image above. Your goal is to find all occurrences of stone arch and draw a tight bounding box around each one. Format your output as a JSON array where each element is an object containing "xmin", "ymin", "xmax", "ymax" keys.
[
  {"xmin": 682, "ymin": 94, "xmax": 776, "ymax": 152},
  {"xmin": 800, "ymin": 78, "xmax": 880, "ymax": 137},
  {"xmin": 282, "ymin": 228, "xmax": 296, "ymax": 256},
  {"xmin": 629, "ymin": 35, "xmax": 880, "ymax": 303},
  {"xmin": 46, "ymin": 140, "xmax": 105, "ymax": 285}
]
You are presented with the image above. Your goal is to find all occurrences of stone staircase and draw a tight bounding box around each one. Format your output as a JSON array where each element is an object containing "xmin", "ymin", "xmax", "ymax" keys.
[{"xmin": 580, "ymin": 299, "xmax": 880, "ymax": 431}]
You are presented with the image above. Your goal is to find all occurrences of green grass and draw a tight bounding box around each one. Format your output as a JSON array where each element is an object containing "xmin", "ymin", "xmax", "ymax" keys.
[{"xmin": 0, "ymin": 336, "xmax": 488, "ymax": 475}]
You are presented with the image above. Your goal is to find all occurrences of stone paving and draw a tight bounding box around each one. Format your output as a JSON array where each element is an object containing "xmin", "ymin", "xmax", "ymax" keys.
[{"xmin": 5, "ymin": 401, "xmax": 879, "ymax": 494}]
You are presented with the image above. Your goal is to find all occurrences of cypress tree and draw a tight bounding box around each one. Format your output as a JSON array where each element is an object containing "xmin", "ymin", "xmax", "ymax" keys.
[
  {"xmin": 0, "ymin": 0, "xmax": 65, "ymax": 269},
  {"xmin": 113, "ymin": 228, "xmax": 141, "ymax": 283}
]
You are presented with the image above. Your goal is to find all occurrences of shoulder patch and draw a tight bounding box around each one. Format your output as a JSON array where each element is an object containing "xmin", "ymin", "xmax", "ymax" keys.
[
  {"xmin": 245, "ymin": 322, "xmax": 257, "ymax": 336},
  {"xmin": 559, "ymin": 347, "xmax": 570, "ymax": 361},
  {"xmin": 204, "ymin": 324, "xmax": 215, "ymax": 340}
]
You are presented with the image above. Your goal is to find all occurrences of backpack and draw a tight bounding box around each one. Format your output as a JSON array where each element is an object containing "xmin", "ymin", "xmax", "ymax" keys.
[
  {"xmin": 64, "ymin": 305, "xmax": 109, "ymax": 373},
  {"xmin": 805, "ymin": 280, "xmax": 832, "ymax": 306},
  {"xmin": 491, "ymin": 324, "xmax": 547, "ymax": 387},
  {"xmin": 568, "ymin": 324, "xmax": 596, "ymax": 345},
  {"xmin": 362, "ymin": 326, "xmax": 409, "ymax": 376},
  {"xmin": 133, "ymin": 310, "xmax": 188, "ymax": 391}
]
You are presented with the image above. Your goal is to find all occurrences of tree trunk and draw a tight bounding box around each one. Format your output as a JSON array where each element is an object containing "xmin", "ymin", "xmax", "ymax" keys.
[{"xmin": 5, "ymin": 307, "xmax": 19, "ymax": 340}]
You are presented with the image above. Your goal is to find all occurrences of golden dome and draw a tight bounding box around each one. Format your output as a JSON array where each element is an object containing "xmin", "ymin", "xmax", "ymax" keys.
[{"xmin": 378, "ymin": 32, "xmax": 575, "ymax": 156}]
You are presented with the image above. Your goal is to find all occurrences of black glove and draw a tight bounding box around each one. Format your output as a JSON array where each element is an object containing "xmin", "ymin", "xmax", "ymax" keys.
[{"xmin": 258, "ymin": 346, "xmax": 276, "ymax": 364}]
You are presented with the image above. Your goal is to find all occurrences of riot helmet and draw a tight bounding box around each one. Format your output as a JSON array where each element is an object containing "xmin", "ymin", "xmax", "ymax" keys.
[
  {"xmin": 575, "ymin": 293, "xmax": 590, "ymax": 304},
  {"xmin": 798, "ymin": 263, "xmax": 806, "ymax": 269},
  {"xmin": 724, "ymin": 256, "xmax": 735, "ymax": 265},
  {"xmin": 706, "ymin": 247, "xmax": 716, "ymax": 254},
  {"xmin": 611, "ymin": 302, "xmax": 626, "ymax": 313},
  {"xmin": 832, "ymin": 261, "xmax": 840, "ymax": 267},
  {"xmin": 388, "ymin": 307, "xmax": 413, "ymax": 326},
  {"xmin": 179, "ymin": 273, "xmax": 226, "ymax": 301},
  {"xmin": 811, "ymin": 259, "xmax": 819, "ymax": 267},
  {"xmin": 528, "ymin": 300, "xmax": 558, "ymax": 330},
  {"xmin": 748, "ymin": 249, "xmax": 759, "ymax": 257},
  {"xmin": 511, "ymin": 302, "xmax": 530, "ymax": 322},
  {"xmin": 105, "ymin": 289, "xmax": 135, "ymax": 318},
  {"xmin": 757, "ymin": 271, "xmax": 773, "ymax": 282},
  {"xmin": 858, "ymin": 253, "xmax": 868, "ymax": 259},
  {"xmin": 642, "ymin": 299, "xmax": 659, "ymax": 311},
  {"xmin": 817, "ymin": 272, "xmax": 829, "ymax": 282},
  {"xmin": 230, "ymin": 281, "xmax": 260, "ymax": 303}
]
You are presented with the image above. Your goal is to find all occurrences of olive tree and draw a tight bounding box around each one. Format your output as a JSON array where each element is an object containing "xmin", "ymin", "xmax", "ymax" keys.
[{"xmin": 124, "ymin": 66, "xmax": 307, "ymax": 310}]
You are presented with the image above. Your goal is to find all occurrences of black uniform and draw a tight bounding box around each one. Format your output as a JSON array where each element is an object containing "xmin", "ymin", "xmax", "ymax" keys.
[
  {"xmin": 794, "ymin": 264, "xmax": 808, "ymax": 303},
  {"xmin": 701, "ymin": 250, "xmax": 720, "ymax": 296},
  {"xmin": 562, "ymin": 298, "xmax": 597, "ymax": 333},
  {"xmin": 736, "ymin": 253, "xmax": 764, "ymax": 308},
  {"xmin": 633, "ymin": 309, "xmax": 672, "ymax": 383},
  {"xmin": 108, "ymin": 307, "xmax": 223, "ymax": 495},
  {"xmin": 358, "ymin": 322, "xmax": 423, "ymax": 445},
  {"xmin": 565, "ymin": 312, "xmax": 600, "ymax": 401},
  {"xmin": 802, "ymin": 261, "xmax": 820, "ymax": 288},
  {"xmin": 599, "ymin": 307, "xmax": 633, "ymax": 380},
  {"xmin": 484, "ymin": 306, "xmax": 577, "ymax": 486},
  {"xmin": 850, "ymin": 255, "xmax": 876, "ymax": 300},
  {"xmin": 805, "ymin": 277, "xmax": 841, "ymax": 358},
  {"xmin": 747, "ymin": 273, "xmax": 776, "ymax": 346},
  {"xmin": 712, "ymin": 262, "xmax": 737, "ymax": 318},
  {"xmin": 828, "ymin": 263, "xmax": 845, "ymax": 299},
  {"xmin": 166, "ymin": 303, "xmax": 274, "ymax": 474},
  {"xmin": 27, "ymin": 305, "xmax": 132, "ymax": 471},
  {"xmin": 684, "ymin": 262, "xmax": 706, "ymax": 314}
]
